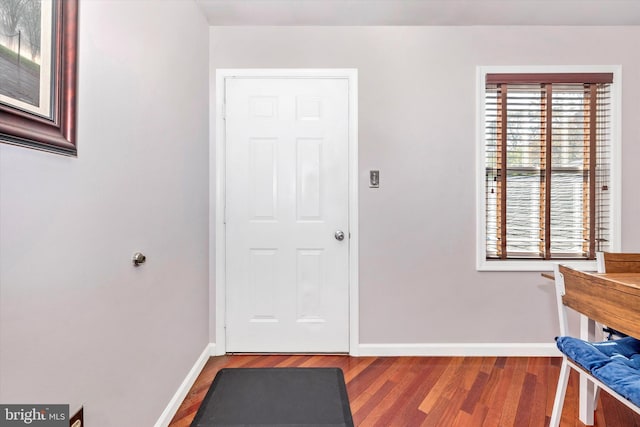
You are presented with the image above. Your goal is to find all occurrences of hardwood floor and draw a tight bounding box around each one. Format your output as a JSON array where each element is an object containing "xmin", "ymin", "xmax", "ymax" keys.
[{"xmin": 168, "ymin": 355, "xmax": 640, "ymax": 427}]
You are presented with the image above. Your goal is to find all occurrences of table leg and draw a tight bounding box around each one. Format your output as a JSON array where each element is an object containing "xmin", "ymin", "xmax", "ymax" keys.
[{"xmin": 579, "ymin": 314, "xmax": 596, "ymax": 425}]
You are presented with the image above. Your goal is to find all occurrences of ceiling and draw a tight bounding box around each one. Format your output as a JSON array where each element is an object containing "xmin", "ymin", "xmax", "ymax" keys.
[{"xmin": 195, "ymin": 0, "xmax": 640, "ymax": 26}]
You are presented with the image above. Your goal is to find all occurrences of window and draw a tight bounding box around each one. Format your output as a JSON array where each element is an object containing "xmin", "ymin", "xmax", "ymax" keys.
[{"xmin": 477, "ymin": 67, "xmax": 620, "ymax": 271}]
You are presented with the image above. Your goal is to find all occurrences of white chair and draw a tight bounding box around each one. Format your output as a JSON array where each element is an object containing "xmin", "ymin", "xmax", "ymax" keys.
[{"xmin": 549, "ymin": 262, "xmax": 640, "ymax": 426}]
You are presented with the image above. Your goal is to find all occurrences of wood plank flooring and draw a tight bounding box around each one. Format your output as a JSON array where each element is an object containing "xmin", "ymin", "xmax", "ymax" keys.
[{"xmin": 168, "ymin": 355, "xmax": 640, "ymax": 427}]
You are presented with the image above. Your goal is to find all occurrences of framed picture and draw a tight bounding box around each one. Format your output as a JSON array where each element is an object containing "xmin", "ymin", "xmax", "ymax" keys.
[{"xmin": 0, "ymin": 0, "xmax": 78, "ymax": 156}]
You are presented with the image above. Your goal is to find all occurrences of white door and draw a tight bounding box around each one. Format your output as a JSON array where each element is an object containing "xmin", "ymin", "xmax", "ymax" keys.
[{"xmin": 224, "ymin": 77, "xmax": 350, "ymax": 352}]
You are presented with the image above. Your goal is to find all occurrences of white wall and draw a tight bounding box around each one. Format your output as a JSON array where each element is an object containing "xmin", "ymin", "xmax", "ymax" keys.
[
  {"xmin": 0, "ymin": 1, "xmax": 209, "ymax": 425},
  {"xmin": 210, "ymin": 26, "xmax": 640, "ymax": 346}
]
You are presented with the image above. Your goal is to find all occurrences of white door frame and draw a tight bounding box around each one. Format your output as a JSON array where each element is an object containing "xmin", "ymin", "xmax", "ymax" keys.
[{"xmin": 211, "ymin": 69, "xmax": 359, "ymax": 355}]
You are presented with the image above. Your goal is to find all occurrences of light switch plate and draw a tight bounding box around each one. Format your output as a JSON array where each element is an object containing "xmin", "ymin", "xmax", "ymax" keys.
[{"xmin": 369, "ymin": 170, "xmax": 379, "ymax": 188}]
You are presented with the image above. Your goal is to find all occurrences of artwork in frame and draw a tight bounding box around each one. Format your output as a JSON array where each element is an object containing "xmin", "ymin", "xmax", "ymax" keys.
[{"xmin": 0, "ymin": 0, "xmax": 78, "ymax": 156}]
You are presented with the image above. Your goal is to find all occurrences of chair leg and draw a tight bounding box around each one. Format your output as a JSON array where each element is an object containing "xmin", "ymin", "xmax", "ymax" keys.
[
  {"xmin": 593, "ymin": 385, "xmax": 600, "ymax": 411},
  {"xmin": 550, "ymin": 359, "xmax": 571, "ymax": 427},
  {"xmin": 580, "ymin": 374, "xmax": 597, "ymax": 425}
]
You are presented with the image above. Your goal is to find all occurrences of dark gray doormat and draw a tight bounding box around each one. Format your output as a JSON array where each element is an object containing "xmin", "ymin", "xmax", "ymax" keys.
[{"xmin": 190, "ymin": 367, "xmax": 354, "ymax": 427}]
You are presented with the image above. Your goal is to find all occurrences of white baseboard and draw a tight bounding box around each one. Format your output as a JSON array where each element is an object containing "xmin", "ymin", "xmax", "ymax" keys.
[
  {"xmin": 358, "ymin": 342, "xmax": 561, "ymax": 357},
  {"xmin": 154, "ymin": 343, "xmax": 216, "ymax": 427}
]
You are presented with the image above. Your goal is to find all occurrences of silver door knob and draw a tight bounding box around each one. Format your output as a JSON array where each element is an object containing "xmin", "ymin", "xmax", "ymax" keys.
[
  {"xmin": 132, "ymin": 252, "xmax": 146, "ymax": 266},
  {"xmin": 334, "ymin": 230, "xmax": 345, "ymax": 241}
]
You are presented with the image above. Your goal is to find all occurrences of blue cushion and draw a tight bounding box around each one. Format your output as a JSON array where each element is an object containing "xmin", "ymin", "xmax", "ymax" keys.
[{"xmin": 556, "ymin": 336, "xmax": 640, "ymax": 407}]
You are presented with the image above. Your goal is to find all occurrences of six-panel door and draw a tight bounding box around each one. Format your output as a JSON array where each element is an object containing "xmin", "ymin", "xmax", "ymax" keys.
[{"xmin": 225, "ymin": 77, "xmax": 350, "ymax": 352}]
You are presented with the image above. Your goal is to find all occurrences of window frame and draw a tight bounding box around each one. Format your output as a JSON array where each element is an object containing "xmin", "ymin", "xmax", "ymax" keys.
[{"xmin": 476, "ymin": 66, "xmax": 622, "ymax": 272}]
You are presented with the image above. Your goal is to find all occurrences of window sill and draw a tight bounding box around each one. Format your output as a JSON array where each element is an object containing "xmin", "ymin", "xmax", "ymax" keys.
[{"xmin": 476, "ymin": 259, "xmax": 597, "ymax": 272}]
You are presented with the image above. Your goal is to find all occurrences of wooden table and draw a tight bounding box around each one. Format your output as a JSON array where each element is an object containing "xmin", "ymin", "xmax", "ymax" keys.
[{"xmin": 555, "ymin": 267, "xmax": 640, "ymax": 425}]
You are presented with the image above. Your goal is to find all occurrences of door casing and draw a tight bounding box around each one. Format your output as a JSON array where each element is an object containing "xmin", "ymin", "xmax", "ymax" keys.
[{"xmin": 212, "ymin": 69, "xmax": 359, "ymax": 355}]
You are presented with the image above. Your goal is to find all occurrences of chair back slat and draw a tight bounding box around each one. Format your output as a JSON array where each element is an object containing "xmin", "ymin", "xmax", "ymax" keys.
[
  {"xmin": 600, "ymin": 252, "xmax": 640, "ymax": 273},
  {"xmin": 558, "ymin": 265, "xmax": 640, "ymax": 340}
]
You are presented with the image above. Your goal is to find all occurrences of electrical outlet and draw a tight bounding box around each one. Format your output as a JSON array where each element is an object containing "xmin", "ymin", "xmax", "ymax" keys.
[{"xmin": 69, "ymin": 407, "xmax": 83, "ymax": 427}]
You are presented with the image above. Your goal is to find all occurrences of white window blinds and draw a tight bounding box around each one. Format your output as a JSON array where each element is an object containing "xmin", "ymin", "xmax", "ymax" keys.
[{"xmin": 484, "ymin": 73, "xmax": 612, "ymax": 260}]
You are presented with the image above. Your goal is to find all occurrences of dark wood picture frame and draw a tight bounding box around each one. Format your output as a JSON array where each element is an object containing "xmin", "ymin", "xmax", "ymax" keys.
[{"xmin": 0, "ymin": 0, "xmax": 79, "ymax": 156}]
